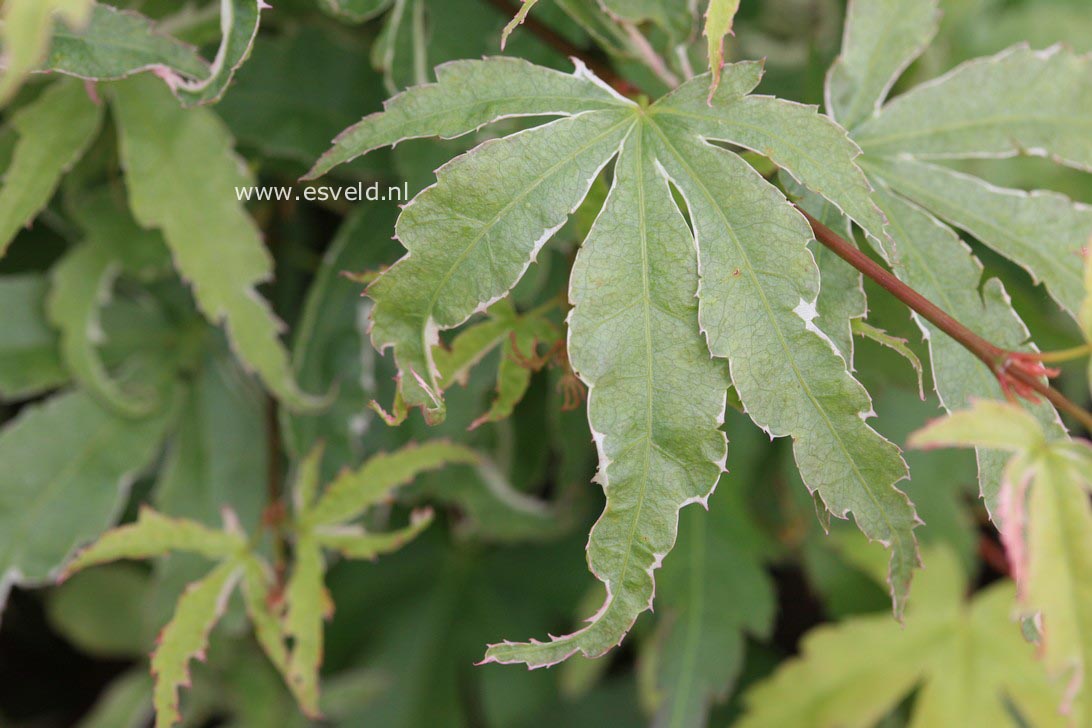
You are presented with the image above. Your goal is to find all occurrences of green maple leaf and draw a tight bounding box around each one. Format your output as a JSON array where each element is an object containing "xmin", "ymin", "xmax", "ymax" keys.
[
  {"xmin": 737, "ymin": 546, "xmax": 1066, "ymax": 728},
  {"xmin": 826, "ymin": 0, "xmax": 1089, "ymax": 513},
  {"xmin": 308, "ymin": 56, "xmax": 920, "ymax": 666},
  {"xmin": 34, "ymin": 0, "xmax": 264, "ymax": 107},
  {"xmin": 911, "ymin": 400, "xmax": 1092, "ymax": 724}
]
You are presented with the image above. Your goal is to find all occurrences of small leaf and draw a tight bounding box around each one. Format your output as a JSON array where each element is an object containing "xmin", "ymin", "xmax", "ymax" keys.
[
  {"xmin": 150, "ymin": 561, "xmax": 241, "ymax": 728},
  {"xmin": 703, "ymin": 0, "xmax": 741, "ymax": 101},
  {"xmin": 501, "ymin": 0, "xmax": 540, "ymax": 49},
  {"xmin": 307, "ymin": 441, "xmax": 479, "ymax": 526},
  {"xmin": 0, "ymin": 79, "xmax": 103, "ymax": 257},
  {"xmin": 63, "ymin": 507, "xmax": 245, "ymax": 578},
  {"xmin": 110, "ymin": 76, "xmax": 326, "ymax": 412},
  {"xmin": 315, "ymin": 508, "xmax": 434, "ymax": 560},
  {"xmin": 852, "ymin": 320, "xmax": 924, "ymax": 399},
  {"xmin": 283, "ymin": 532, "xmax": 330, "ymax": 718},
  {"xmin": 240, "ymin": 556, "xmax": 289, "ymax": 677},
  {"xmin": 0, "ymin": 0, "xmax": 92, "ymax": 103}
]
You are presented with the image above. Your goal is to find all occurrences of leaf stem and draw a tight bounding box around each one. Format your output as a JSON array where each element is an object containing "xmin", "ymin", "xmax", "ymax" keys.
[{"xmin": 800, "ymin": 209, "xmax": 1092, "ymax": 433}]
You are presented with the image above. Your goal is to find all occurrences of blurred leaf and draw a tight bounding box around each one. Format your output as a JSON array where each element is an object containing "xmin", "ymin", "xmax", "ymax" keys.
[
  {"xmin": 0, "ymin": 274, "xmax": 68, "ymax": 399},
  {"xmin": 47, "ymin": 241, "xmax": 159, "ymax": 415},
  {"xmin": 43, "ymin": 3, "xmax": 209, "ymax": 82},
  {"xmin": 217, "ymin": 26, "xmax": 387, "ymax": 169},
  {"xmin": 737, "ymin": 547, "xmax": 1065, "ymax": 728},
  {"xmin": 0, "ymin": 79, "xmax": 103, "ymax": 257},
  {"xmin": 321, "ymin": 0, "xmax": 393, "ymax": 23},
  {"xmin": 0, "ymin": 389, "xmax": 171, "ymax": 608},
  {"xmin": 110, "ymin": 76, "xmax": 326, "ymax": 412},
  {"xmin": 643, "ymin": 423, "xmax": 775, "ymax": 728},
  {"xmin": 911, "ymin": 400, "xmax": 1092, "ymax": 723},
  {"xmin": 0, "ymin": 0, "xmax": 92, "ymax": 103},
  {"xmin": 280, "ymin": 204, "xmax": 400, "ymax": 467},
  {"xmin": 76, "ymin": 669, "xmax": 154, "ymax": 728},
  {"xmin": 25, "ymin": 0, "xmax": 260, "ymax": 106},
  {"xmin": 47, "ymin": 564, "xmax": 152, "ymax": 657}
]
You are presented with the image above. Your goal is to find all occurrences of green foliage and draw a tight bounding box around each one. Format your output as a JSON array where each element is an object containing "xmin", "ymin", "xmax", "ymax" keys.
[
  {"xmin": 1, "ymin": 1, "xmax": 1091, "ymax": 726},
  {"xmin": 738, "ymin": 547, "xmax": 1065, "ymax": 727}
]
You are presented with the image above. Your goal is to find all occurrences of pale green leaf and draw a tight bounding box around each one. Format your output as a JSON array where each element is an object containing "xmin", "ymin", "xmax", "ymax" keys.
[
  {"xmin": 737, "ymin": 548, "xmax": 1064, "ymax": 728},
  {"xmin": 0, "ymin": 79, "xmax": 103, "ymax": 257},
  {"xmin": 314, "ymin": 508, "xmax": 434, "ymax": 560},
  {"xmin": 826, "ymin": 0, "xmax": 939, "ymax": 130},
  {"xmin": 307, "ymin": 441, "xmax": 479, "ymax": 526},
  {"xmin": 909, "ymin": 399, "xmax": 1046, "ymax": 453},
  {"xmin": 1084, "ymin": 243, "xmax": 1092, "ymax": 346},
  {"xmin": 63, "ymin": 506, "xmax": 245, "ymax": 577},
  {"xmin": 151, "ymin": 561, "xmax": 241, "ymax": 728},
  {"xmin": 1026, "ymin": 453, "xmax": 1092, "ymax": 724},
  {"xmin": 651, "ymin": 64, "xmax": 892, "ymax": 249},
  {"xmin": 501, "ymin": 0, "xmax": 541, "ymax": 48},
  {"xmin": 649, "ymin": 130, "xmax": 918, "ymax": 615},
  {"xmin": 306, "ymin": 56, "xmax": 632, "ymax": 179},
  {"xmin": 47, "ymin": 242, "xmax": 158, "ymax": 416},
  {"xmin": 434, "ymin": 301, "xmax": 520, "ymax": 388},
  {"xmin": 365, "ymin": 108, "xmax": 633, "ymax": 421},
  {"xmin": 110, "ymin": 76, "xmax": 325, "ymax": 412},
  {"xmin": 483, "ymin": 126, "xmax": 731, "ymax": 666},
  {"xmin": 865, "ymin": 155, "xmax": 1092, "ymax": 319},
  {"xmin": 240, "ymin": 555, "xmax": 290, "ymax": 678},
  {"xmin": 855, "ymin": 45, "xmax": 1092, "ymax": 172},
  {"xmin": 42, "ymin": 3, "xmax": 209, "ymax": 82},
  {"xmin": 469, "ymin": 334, "xmax": 535, "ymax": 429},
  {"xmin": 169, "ymin": 0, "xmax": 263, "ymax": 107},
  {"xmin": 320, "ymin": 0, "xmax": 392, "ymax": 23},
  {"xmin": 0, "ymin": 274, "xmax": 68, "ymax": 399},
  {"xmin": 0, "ymin": 391, "xmax": 170, "ymax": 601},
  {"xmin": 852, "ymin": 320, "xmax": 924, "ymax": 399},
  {"xmin": 283, "ymin": 531, "xmax": 330, "ymax": 718},
  {"xmin": 703, "ymin": 0, "xmax": 741, "ymax": 101},
  {"xmin": 0, "ymin": 0, "xmax": 92, "ymax": 103},
  {"xmin": 292, "ymin": 443, "xmax": 326, "ymax": 515}
]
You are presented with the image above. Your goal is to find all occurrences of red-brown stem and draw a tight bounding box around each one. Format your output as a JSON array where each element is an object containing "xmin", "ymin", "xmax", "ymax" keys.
[{"xmin": 802, "ymin": 209, "xmax": 1092, "ymax": 433}]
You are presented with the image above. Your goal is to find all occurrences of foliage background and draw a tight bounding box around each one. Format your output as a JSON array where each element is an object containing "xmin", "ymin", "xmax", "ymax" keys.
[{"xmin": 0, "ymin": 0, "xmax": 1090, "ymax": 725}]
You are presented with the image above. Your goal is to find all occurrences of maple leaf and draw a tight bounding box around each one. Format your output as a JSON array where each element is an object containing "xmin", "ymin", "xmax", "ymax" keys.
[
  {"xmin": 309, "ymin": 56, "xmax": 920, "ymax": 666},
  {"xmin": 911, "ymin": 400, "xmax": 1092, "ymax": 723},
  {"xmin": 737, "ymin": 547, "xmax": 1066, "ymax": 728},
  {"xmin": 825, "ymin": 0, "xmax": 1090, "ymax": 514}
]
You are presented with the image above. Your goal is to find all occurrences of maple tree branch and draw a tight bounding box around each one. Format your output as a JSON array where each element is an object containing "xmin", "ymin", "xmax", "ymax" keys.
[{"xmin": 801, "ymin": 209, "xmax": 1092, "ymax": 433}]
